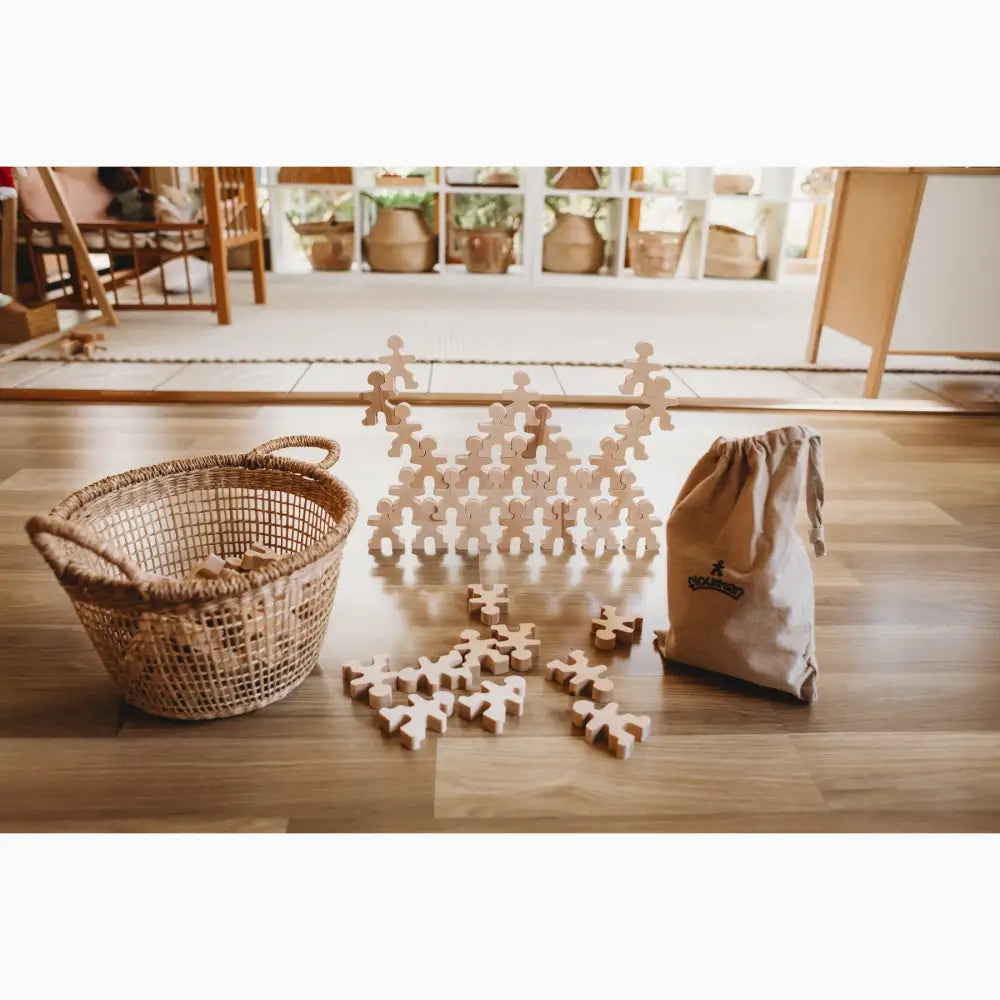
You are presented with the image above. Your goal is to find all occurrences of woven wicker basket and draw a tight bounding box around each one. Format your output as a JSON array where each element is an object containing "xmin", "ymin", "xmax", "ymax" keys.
[
  {"xmin": 364, "ymin": 207, "xmax": 436, "ymax": 273},
  {"xmin": 457, "ymin": 226, "xmax": 516, "ymax": 274},
  {"xmin": 26, "ymin": 436, "xmax": 358, "ymax": 721},
  {"xmin": 543, "ymin": 212, "xmax": 606, "ymax": 274},
  {"xmin": 705, "ymin": 224, "xmax": 765, "ymax": 279},
  {"xmin": 289, "ymin": 218, "xmax": 354, "ymax": 271},
  {"xmin": 627, "ymin": 223, "xmax": 692, "ymax": 278}
]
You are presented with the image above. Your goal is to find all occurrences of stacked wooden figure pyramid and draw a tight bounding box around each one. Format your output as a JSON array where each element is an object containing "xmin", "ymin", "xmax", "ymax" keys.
[{"xmin": 363, "ymin": 338, "xmax": 674, "ymax": 555}]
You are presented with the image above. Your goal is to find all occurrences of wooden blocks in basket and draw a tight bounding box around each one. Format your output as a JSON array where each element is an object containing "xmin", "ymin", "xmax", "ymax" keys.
[{"xmin": 185, "ymin": 542, "xmax": 279, "ymax": 582}]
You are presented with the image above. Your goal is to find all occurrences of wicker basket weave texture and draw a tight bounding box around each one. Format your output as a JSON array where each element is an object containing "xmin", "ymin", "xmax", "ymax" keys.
[
  {"xmin": 627, "ymin": 226, "xmax": 691, "ymax": 278},
  {"xmin": 705, "ymin": 224, "xmax": 765, "ymax": 279},
  {"xmin": 26, "ymin": 436, "xmax": 358, "ymax": 721}
]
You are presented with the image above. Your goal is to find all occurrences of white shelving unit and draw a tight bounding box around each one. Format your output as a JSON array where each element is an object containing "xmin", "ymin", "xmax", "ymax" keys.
[{"xmin": 259, "ymin": 167, "xmax": 833, "ymax": 285}]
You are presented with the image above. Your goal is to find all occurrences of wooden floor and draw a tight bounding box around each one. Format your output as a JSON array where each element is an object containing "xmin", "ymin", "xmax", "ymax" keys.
[
  {"xmin": 1, "ymin": 401, "xmax": 999, "ymax": 832},
  {"xmin": 2, "ymin": 358, "xmax": 1000, "ymax": 410}
]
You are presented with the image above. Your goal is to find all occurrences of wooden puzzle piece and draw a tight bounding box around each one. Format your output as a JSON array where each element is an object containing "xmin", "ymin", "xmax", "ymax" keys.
[
  {"xmin": 571, "ymin": 700, "xmax": 651, "ymax": 759},
  {"xmin": 377, "ymin": 334, "xmax": 419, "ymax": 391},
  {"xmin": 456, "ymin": 498, "xmax": 492, "ymax": 553},
  {"xmin": 500, "ymin": 371, "xmax": 541, "ymax": 425},
  {"xmin": 588, "ymin": 437, "xmax": 627, "ymax": 486},
  {"xmin": 474, "ymin": 466, "xmax": 510, "ymax": 511},
  {"xmin": 410, "ymin": 436, "xmax": 448, "ymax": 481},
  {"xmin": 456, "ymin": 435, "xmax": 495, "ymax": 480},
  {"xmin": 184, "ymin": 552, "xmax": 226, "ymax": 581},
  {"xmin": 498, "ymin": 498, "xmax": 534, "ymax": 554},
  {"xmin": 491, "ymin": 622, "xmax": 540, "ymax": 672},
  {"xmin": 63, "ymin": 330, "xmax": 107, "ymax": 360},
  {"xmin": 453, "ymin": 628, "xmax": 510, "ymax": 674},
  {"xmin": 388, "ymin": 466, "xmax": 427, "ymax": 509},
  {"xmin": 386, "ymin": 402, "xmax": 425, "ymax": 460},
  {"xmin": 641, "ymin": 375, "xmax": 675, "ymax": 431},
  {"xmin": 431, "ymin": 467, "xmax": 467, "ymax": 522},
  {"xmin": 368, "ymin": 497, "xmax": 406, "ymax": 552},
  {"xmin": 619, "ymin": 341, "xmax": 663, "ymax": 397},
  {"xmin": 362, "ymin": 371, "xmax": 401, "ymax": 427},
  {"xmin": 342, "ymin": 654, "xmax": 399, "ymax": 708},
  {"xmin": 379, "ymin": 691, "xmax": 455, "ymax": 751},
  {"xmin": 240, "ymin": 541, "xmax": 279, "ymax": 572},
  {"xmin": 546, "ymin": 437, "xmax": 581, "ymax": 482},
  {"xmin": 412, "ymin": 497, "xmax": 443, "ymax": 552},
  {"xmin": 540, "ymin": 498, "xmax": 575, "ymax": 552},
  {"xmin": 477, "ymin": 402, "xmax": 515, "ymax": 450},
  {"xmin": 623, "ymin": 498, "xmax": 662, "ymax": 554},
  {"xmin": 467, "ymin": 583, "xmax": 509, "ymax": 626},
  {"xmin": 545, "ymin": 649, "xmax": 614, "ymax": 702},
  {"xmin": 523, "ymin": 403, "xmax": 561, "ymax": 458},
  {"xmin": 609, "ymin": 468, "xmax": 643, "ymax": 509},
  {"xmin": 583, "ymin": 499, "xmax": 621, "ymax": 554},
  {"xmin": 502, "ymin": 436, "xmax": 534, "ymax": 484},
  {"xmin": 591, "ymin": 605, "xmax": 644, "ymax": 650},
  {"xmin": 397, "ymin": 650, "xmax": 474, "ymax": 693},
  {"xmin": 613, "ymin": 406, "xmax": 650, "ymax": 461},
  {"xmin": 457, "ymin": 677, "xmax": 526, "ymax": 735}
]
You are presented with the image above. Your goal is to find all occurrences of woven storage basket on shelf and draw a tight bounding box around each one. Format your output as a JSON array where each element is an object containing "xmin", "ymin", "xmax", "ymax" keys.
[
  {"xmin": 26, "ymin": 436, "xmax": 358, "ymax": 721},
  {"xmin": 457, "ymin": 226, "xmax": 517, "ymax": 274},
  {"xmin": 363, "ymin": 207, "xmax": 437, "ymax": 273},
  {"xmin": 627, "ymin": 222, "xmax": 693, "ymax": 278},
  {"xmin": 288, "ymin": 218, "xmax": 354, "ymax": 271},
  {"xmin": 705, "ymin": 224, "xmax": 765, "ymax": 279},
  {"xmin": 543, "ymin": 212, "xmax": 606, "ymax": 274}
]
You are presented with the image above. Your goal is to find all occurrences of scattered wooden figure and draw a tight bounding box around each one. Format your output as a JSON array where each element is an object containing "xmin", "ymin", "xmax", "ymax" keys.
[
  {"xmin": 545, "ymin": 649, "xmax": 614, "ymax": 702},
  {"xmin": 457, "ymin": 677, "xmax": 527, "ymax": 735},
  {"xmin": 240, "ymin": 541, "xmax": 279, "ymax": 572},
  {"xmin": 342, "ymin": 654, "xmax": 399, "ymax": 709},
  {"xmin": 571, "ymin": 700, "xmax": 651, "ymax": 759},
  {"xmin": 362, "ymin": 371, "xmax": 400, "ymax": 427},
  {"xmin": 377, "ymin": 334, "xmax": 419, "ymax": 391},
  {"xmin": 62, "ymin": 330, "xmax": 106, "ymax": 360},
  {"xmin": 467, "ymin": 583, "xmax": 510, "ymax": 626},
  {"xmin": 379, "ymin": 691, "xmax": 455, "ymax": 751},
  {"xmin": 397, "ymin": 650, "xmax": 474, "ymax": 693},
  {"xmin": 641, "ymin": 375, "xmax": 675, "ymax": 432},
  {"xmin": 591, "ymin": 605, "xmax": 644, "ymax": 650},
  {"xmin": 453, "ymin": 628, "xmax": 510, "ymax": 674},
  {"xmin": 491, "ymin": 622, "xmax": 540, "ymax": 672}
]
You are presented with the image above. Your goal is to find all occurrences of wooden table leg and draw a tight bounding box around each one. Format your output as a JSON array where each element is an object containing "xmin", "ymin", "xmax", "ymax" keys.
[
  {"xmin": 1, "ymin": 196, "xmax": 17, "ymax": 297},
  {"xmin": 37, "ymin": 168, "xmax": 117, "ymax": 327}
]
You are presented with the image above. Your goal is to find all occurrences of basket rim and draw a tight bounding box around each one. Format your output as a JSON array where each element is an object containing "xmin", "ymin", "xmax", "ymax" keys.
[{"xmin": 27, "ymin": 444, "xmax": 358, "ymax": 610}]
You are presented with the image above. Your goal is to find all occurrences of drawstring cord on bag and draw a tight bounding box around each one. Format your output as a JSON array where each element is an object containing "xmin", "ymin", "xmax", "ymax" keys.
[{"xmin": 806, "ymin": 432, "xmax": 826, "ymax": 557}]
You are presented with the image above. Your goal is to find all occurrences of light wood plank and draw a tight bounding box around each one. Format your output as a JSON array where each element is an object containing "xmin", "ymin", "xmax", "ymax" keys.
[
  {"xmin": 12, "ymin": 362, "xmax": 186, "ymax": 391},
  {"xmin": 155, "ymin": 362, "xmax": 310, "ymax": 392},
  {"xmin": 0, "ymin": 361, "xmax": 67, "ymax": 389},
  {"xmin": 791, "ymin": 369, "xmax": 948, "ymax": 402},
  {"xmin": 428, "ymin": 363, "xmax": 564, "ymax": 395},
  {"xmin": 553, "ymin": 364, "xmax": 697, "ymax": 398},
  {"xmin": 293, "ymin": 362, "xmax": 432, "ymax": 393},
  {"xmin": 677, "ymin": 368, "xmax": 824, "ymax": 399}
]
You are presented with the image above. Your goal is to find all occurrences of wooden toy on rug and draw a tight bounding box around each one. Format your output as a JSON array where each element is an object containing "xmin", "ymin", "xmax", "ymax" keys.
[
  {"xmin": 397, "ymin": 650, "xmax": 475, "ymax": 693},
  {"xmin": 572, "ymin": 700, "xmax": 651, "ymax": 759},
  {"xmin": 342, "ymin": 654, "xmax": 398, "ymax": 708},
  {"xmin": 457, "ymin": 677, "xmax": 527, "ymax": 735},
  {"xmin": 468, "ymin": 583, "xmax": 509, "ymax": 626},
  {"xmin": 453, "ymin": 628, "xmax": 510, "ymax": 674},
  {"xmin": 545, "ymin": 649, "xmax": 614, "ymax": 702},
  {"xmin": 362, "ymin": 339, "xmax": 676, "ymax": 555},
  {"xmin": 591, "ymin": 605, "xmax": 644, "ymax": 650},
  {"xmin": 240, "ymin": 541, "xmax": 279, "ymax": 572},
  {"xmin": 62, "ymin": 330, "xmax": 106, "ymax": 360},
  {"xmin": 491, "ymin": 622, "xmax": 540, "ymax": 672},
  {"xmin": 362, "ymin": 371, "xmax": 400, "ymax": 427},
  {"xmin": 377, "ymin": 334, "xmax": 419, "ymax": 391},
  {"xmin": 379, "ymin": 691, "xmax": 455, "ymax": 751}
]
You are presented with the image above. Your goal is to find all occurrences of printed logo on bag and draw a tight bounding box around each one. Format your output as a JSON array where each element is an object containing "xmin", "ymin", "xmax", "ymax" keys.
[{"xmin": 688, "ymin": 560, "xmax": 744, "ymax": 600}]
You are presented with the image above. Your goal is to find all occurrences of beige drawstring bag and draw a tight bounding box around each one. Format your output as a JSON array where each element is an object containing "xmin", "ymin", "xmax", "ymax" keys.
[{"xmin": 657, "ymin": 425, "xmax": 826, "ymax": 702}]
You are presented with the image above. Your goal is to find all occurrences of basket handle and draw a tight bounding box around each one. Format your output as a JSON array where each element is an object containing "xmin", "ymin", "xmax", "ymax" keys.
[
  {"xmin": 246, "ymin": 435, "xmax": 341, "ymax": 470},
  {"xmin": 26, "ymin": 514, "xmax": 144, "ymax": 582}
]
